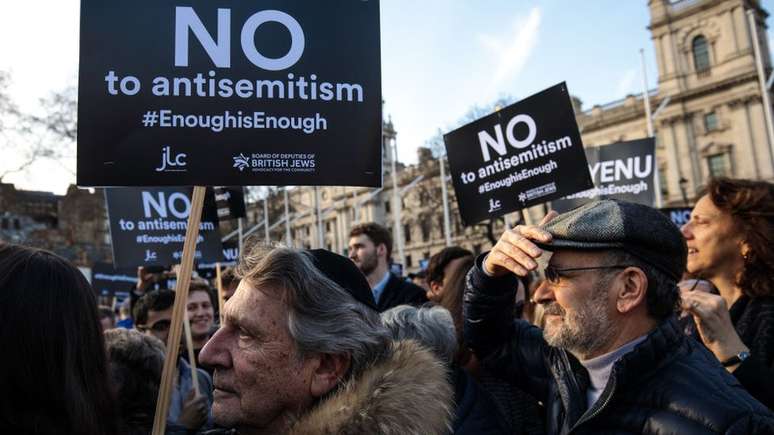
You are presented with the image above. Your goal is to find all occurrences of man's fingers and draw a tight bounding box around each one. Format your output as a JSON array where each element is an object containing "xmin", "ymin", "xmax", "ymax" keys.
[
  {"xmin": 489, "ymin": 250, "xmax": 529, "ymax": 276},
  {"xmin": 514, "ymin": 225, "xmax": 553, "ymax": 244},
  {"xmin": 496, "ymin": 240, "xmax": 537, "ymax": 270},
  {"xmin": 503, "ymin": 228, "xmax": 546, "ymax": 256},
  {"xmin": 539, "ymin": 210, "xmax": 559, "ymax": 226}
]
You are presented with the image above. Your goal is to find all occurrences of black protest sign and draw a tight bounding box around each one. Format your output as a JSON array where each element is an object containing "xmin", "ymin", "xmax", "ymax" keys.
[
  {"xmin": 661, "ymin": 207, "xmax": 693, "ymax": 227},
  {"xmin": 78, "ymin": 0, "xmax": 382, "ymax": 187},
  {"xmin": 214, "ymin": 186, "xmax": 246, "ymax": 220},
  {"xmin": 105, "ymin": 187, "xmax": 224, "ymax": 268},
  {"xmin": 443, "ymin": 82, "xmax": 592, "ymax": 226},
  {"xmin": 197, "ymin": 240, "xmax": 239, "ymax": 278},
  {"xmin": 551, "ymin": 138, "xmax": 656, "ymax": 213},
  {"xmin": 91, "ymin": 262, "xmax": 137, "ymax": 300}
]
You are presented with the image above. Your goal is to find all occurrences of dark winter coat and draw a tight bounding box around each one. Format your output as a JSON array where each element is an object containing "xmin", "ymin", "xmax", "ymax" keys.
[
  {"xmin": 377, "ymin": 273, "xmax": 428, "ymax": 312},
  {"xmin": 464, "ymin": 255, "xmax": 774, "ymax": 434},
  {"xmin": 452, "ymin": 366, "xmax": 510, "ymax": 434},
  {"xmin": 728, "ymin": 295, "xmax": 774, "ymax": 410}
]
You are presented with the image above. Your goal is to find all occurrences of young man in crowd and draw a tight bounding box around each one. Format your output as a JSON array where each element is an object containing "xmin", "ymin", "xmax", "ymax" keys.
[
  {"xmin": 134, "ymin": 289, "xmax": 214, "ymax": 432},
  {"xmin": 465, "ymin": 200, "xmax": 774, "ymax": 433},
  {"xmin": 200, "ymin": 247, "xmax": 453, "ymax": 434},
  {"xmin": 348, "ymin": 223, "xmax": 427, "ymax": 311},
  {"xmin": 185, "ymin": 280, "xmax": 216, "ymax": 373}
]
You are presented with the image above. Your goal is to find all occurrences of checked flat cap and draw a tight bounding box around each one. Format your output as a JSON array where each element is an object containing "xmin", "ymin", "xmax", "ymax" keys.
[{"xmin": 537, "ymin": 200, "xmax": 687, "ymax": 281}]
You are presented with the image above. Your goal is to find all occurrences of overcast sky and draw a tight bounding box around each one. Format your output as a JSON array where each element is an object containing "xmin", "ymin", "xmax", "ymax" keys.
[{"xmin": 2, "ymin": 0, "xmax": 773, "ymax": 194}]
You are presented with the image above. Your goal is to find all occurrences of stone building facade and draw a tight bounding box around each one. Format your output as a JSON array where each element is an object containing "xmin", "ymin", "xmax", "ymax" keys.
[
  {"xmin": 578, "ymin": 0, "xmax": 774, "ymax": 205},
  {"xmin": 0, "ymin": 183, "xmax": 111, "ymax": 266}
]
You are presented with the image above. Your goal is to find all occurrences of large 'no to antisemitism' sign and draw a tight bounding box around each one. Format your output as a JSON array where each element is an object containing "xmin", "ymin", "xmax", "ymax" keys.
[
  {"xmin": 443, "ymin": 83, "xmax": 593, "ymax": 226},
  {"xmin": 78, "ymin": 0, "xmax": 382, "ymax": 187}
]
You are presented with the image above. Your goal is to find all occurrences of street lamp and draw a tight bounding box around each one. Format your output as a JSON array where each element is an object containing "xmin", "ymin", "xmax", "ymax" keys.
[{"xmin": 678, "ymin": 177, "xmax": 689, "ymax": 206}]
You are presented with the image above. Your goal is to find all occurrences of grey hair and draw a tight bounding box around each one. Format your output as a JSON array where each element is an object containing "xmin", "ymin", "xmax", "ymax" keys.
[
  {"xmin": 380, "ymin": 305, "xmax": 458, "ymax": 364},
  {"xmin": 236, "ymin": 244, "xmax": 392, "ymax": 380}
]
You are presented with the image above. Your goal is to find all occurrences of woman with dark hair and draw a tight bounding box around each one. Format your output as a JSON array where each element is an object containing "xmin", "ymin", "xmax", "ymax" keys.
[
  {"xmin": 439, "ymin": 255, "xmax": 545, "ymax": 435},
  {"xmin": 0, "ymin": 243, "xmax": 119, "ymax": 435},
  {"xmin": 680, "ymin": 177, "xmax": 774, "ymax": 409}
]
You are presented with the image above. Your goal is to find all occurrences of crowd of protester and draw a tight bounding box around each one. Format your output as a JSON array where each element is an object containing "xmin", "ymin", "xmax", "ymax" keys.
[{"xmin": 1, "ymin": 177, "xmax": 773, "ymax": 434}]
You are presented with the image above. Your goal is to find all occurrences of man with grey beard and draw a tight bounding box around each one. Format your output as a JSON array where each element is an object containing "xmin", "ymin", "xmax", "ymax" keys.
[{"xmin": 464, "ymin": 200, "xmax": 774, "ymax": 434}]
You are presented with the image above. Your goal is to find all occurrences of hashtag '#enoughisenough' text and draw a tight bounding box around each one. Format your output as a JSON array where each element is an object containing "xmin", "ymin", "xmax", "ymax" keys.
[{"xmin": 142, "ymin": 111, "xmax": 158, "ymax": 127}]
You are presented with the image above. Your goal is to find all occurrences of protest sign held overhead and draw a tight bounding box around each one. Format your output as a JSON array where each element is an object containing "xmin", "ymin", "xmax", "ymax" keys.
[
  {"xmin": 91, "ymin": 262, "xmax": 136, "ymax": 302},
  {"xmin": 214, "ymin": 186, "xmax": 246, "ymax": 220},
  {"xmin": 105, "ymin": 187, "xmax": 224, "ymax": 268},
  {"xmin": 551, "ymin": 138, "xmax": 656, "ymax": 213},
  {"xmin": 77, "ymin": 0, "xmax": 382, "ymax": 187},
  {"xmin": 661, "ymin": 207, "xmax": 693, "ymax": 227},
  {"xmin": 443, "ymin": 82, "xmax": 592, "ymax": 226},
  {"xmin": 198, "ymin": 240, "xmax": 239, "ymax": 279}
]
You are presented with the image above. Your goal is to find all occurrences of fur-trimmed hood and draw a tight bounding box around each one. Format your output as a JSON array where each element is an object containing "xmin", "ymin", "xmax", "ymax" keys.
[{"xmin": 288, "ymin": 339, "xmax": 454, "ymax": 435}]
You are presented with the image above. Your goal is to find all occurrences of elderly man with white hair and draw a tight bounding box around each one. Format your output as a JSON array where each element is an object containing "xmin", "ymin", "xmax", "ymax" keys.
[{"xmin": 200, "ymin": 247, "xmax": 453, "ymax": 434}]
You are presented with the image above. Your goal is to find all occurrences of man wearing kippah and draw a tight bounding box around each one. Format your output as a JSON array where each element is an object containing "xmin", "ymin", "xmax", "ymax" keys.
[
  {"xmin": 199, "ymin": 246, "xmax": 452, "ymax": 434},
  {"xmin": 464, "ymin": 200, "xmax": 774, "ymax": 434}
]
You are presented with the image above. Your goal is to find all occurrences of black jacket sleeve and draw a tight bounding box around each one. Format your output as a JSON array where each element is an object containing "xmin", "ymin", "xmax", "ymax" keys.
[
  {"xmin": 463, "ymin": 253, "xmax": 552, "ymax": 403},
  {"xmin": 734, "ymin": 356, "xmax": 774, "ymax": 410}
]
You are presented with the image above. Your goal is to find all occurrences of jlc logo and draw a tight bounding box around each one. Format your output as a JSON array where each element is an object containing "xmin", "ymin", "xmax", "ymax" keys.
[
  {"xmin": 488, "ymin": 198, "xmax": 502, "ymax": 213},
  {"xmin": 156, "ymin": 146, "xmax": 187, "ymax": 172}
]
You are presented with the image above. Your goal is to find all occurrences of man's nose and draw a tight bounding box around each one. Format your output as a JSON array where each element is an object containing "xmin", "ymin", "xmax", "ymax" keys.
[
  {"xmin": 681, "ymin": 221, "xmax": 693, "ymax": 239},
  {"xmin": 199, "ymin": 328, "xmax": 229, "ymax": 368},
  {"xmin": 532, "ymin": 280, "xmax": 555, "ymax": 305}
]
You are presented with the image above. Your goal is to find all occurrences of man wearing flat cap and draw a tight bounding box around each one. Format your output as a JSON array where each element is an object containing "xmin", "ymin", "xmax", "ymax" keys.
[
  {"xmin": 464, "ymin": 200, "xmax": 774, "ymax": 434},
  {"xmin": 200, "ymin": 245, "xmax": 452, "ymax": 435}
]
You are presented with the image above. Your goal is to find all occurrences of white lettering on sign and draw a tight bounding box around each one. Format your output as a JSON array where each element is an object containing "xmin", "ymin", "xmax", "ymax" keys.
[
  {"xmin": 175, "ymin": 7, "xmax": 231, "ymax": 68},
  {"xmin": 478, "ymin": 114, "xmax": 537, "ymax": 162},
  {"xmin": 175, "ymin": 7, "xmax": 305, "ymax": 71},
  {"xmin": 589, "ymin": 156, "xmax": 652, "ymax": 183},
  {"xmin": 142, "ymin": 192, "xmax": 191, "ymax": 219},
  {"xmin": 670, "ymin": 210, "xmax": 691, "ymax": 226}
]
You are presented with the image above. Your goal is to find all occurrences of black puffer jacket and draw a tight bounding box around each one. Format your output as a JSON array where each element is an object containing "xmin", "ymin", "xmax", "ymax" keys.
[
  {"xmin": 463, "ymin": 256, "xmax": 774, "ymax": 434},
  {"xmin": 452, "ymin": 366, "xmax": 510, "ymax": 434}
]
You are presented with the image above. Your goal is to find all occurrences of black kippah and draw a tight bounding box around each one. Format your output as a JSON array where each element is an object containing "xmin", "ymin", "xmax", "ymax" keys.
[{"xmin": 307, "ymin": 249, "xmax": 378, "ymax": 311}]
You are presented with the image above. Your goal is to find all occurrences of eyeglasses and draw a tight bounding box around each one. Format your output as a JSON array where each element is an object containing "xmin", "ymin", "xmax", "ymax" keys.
[
  {"xmin": 544, "ymin": 265, "xmax": 631, "ymax": 283},
  {"xmin": 136, "ymin": 319, "xmax": 171, "ymax": 334}
]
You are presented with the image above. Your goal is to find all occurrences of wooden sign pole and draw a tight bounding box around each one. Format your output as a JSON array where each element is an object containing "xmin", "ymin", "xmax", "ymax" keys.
[
  {"xmin": 215, "ymin": 262, "xmax": 225, "ymax": 325},
  {"xmin": 182, "ymin": 309, "xmax": 201, "ymax": 397},
  {"xmin": 151, "ymin": 186, "xmax": 207, "ymax": 435}
]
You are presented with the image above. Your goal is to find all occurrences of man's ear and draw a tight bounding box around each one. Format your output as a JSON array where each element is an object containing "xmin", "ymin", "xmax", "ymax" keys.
[
  {"xmin": 310, "ymin": 353, "xmax": 351, "ymax": 398},
  {"xmin": 616, "ymin": 267, "xmax": 648, "ymax": 315},
  {"xmin": 428, "ymin": 280, "xmax": 443, "ymax": 297},
  {"xmin": 376, "ymin": 243, "xmax": 388, "ymax": 259}
]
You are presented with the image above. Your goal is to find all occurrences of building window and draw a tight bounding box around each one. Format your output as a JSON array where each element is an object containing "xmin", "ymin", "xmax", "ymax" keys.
[
  {"xmin": 1, "ymin": 218, "xmax": 7, "ymax": 230},
  {"xmin": 704, "ymin": 112, "xmax": 718, "ymax": 132},
  {"xmin": 404, "ymin": 224, "xmax": 411, "ymax": 243},
  {"xmin": 658, "ymin": 165, "xmax": 669, "ymax": 196},
  {"xmin": 13, "ymin": 219, "xmax": 20, "ymax": 230},
  {"xmin": 420, "ymin": 219, "xmax": 431, "ymax": 242},
  {"xmin": 326, "ymin": 221, "xmax": 331, "ymax": 232},
  {"xmin": 692, "ymin": 35, "xmax": 710, "ymax": 73},
  {"xmin": 707, "ymin": 154, "xmax": 729, "ymax": 178},
  {"xmin": 385, "ymin": 200, "xmax": 391, "ymax": 213}
]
